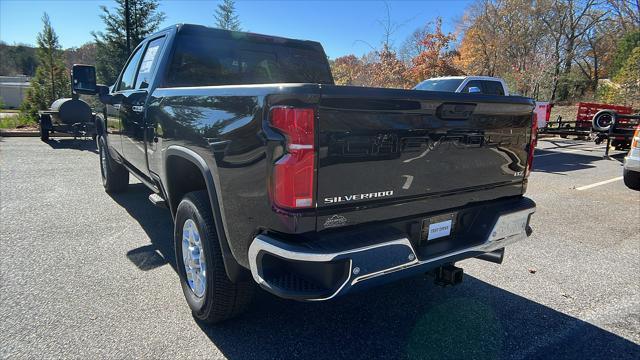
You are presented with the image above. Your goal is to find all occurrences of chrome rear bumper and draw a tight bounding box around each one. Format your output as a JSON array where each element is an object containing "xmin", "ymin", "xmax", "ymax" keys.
[{"xmin": 248, "ymin": 206, "xmax": 535, "ymax": 301}]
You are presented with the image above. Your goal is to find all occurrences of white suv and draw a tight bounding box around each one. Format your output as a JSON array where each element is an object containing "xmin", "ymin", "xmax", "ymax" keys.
[{"xmin": 624, "ymin": 128, "xmax": 640, "ymax": 190}]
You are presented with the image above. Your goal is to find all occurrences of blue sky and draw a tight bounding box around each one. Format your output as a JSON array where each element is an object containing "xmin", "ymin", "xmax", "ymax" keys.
[{"xmin": 0, "ymin": 0, "xmax": 472, "ymax": 58}]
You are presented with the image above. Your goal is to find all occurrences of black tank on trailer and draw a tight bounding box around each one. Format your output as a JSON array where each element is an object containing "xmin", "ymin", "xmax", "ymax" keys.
[{"xmin": 38, "ymin": 97, "xmax": 96, "ymax": 141}]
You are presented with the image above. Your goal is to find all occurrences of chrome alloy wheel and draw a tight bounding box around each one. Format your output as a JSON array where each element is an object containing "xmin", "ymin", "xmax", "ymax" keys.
[
  {"xmin": 182, "ymin": 219, "xmax": 207, "ymax": 298},
  {"xmin": 99, "ymin": 142, "xmax": 108, "ymax": 180}
]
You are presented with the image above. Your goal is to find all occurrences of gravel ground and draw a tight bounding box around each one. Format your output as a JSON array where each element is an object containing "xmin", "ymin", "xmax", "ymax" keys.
[{"xmin": 1, "ymin": 137, "xmax": 638, "ymax": 360}]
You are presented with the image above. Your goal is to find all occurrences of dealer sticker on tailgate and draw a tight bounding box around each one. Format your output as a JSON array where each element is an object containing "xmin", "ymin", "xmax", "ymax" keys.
[
  {"xmin": 428, "ymin": 220, "xmax": 453, "ymax": 240},
  {"xmin": 422, "ymin": 213, "xmax": 457, "ymax": 242}
]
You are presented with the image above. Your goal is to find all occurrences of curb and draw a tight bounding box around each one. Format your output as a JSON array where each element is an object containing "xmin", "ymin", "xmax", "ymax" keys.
[
  {"xmin": 0, "ymin": 130, "xmax": 40, "ymax": 137},
  {"xmin": 0, "ymin": 130, "xmax": 77, "ymax": 138}
]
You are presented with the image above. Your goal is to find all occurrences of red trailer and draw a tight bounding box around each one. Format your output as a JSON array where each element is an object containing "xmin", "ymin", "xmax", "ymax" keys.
[
  {"xmin": 575, "ymin": 102, "xmax": 633, "ymax": 130},
  {"xmin": 545, "ymin": 102, "xmax": 634, "ymax": 136}
]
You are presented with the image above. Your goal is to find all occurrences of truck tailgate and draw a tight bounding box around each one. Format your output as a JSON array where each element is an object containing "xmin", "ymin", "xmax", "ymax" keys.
[{"xmin": 316, "ymin": 86, "xmax": 534, "ymax": 227}]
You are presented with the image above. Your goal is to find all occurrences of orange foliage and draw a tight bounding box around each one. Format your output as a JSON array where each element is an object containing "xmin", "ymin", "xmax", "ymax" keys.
[{"xmin": 407, "ymin": 18, "xmax": 462, "ymax": 82}]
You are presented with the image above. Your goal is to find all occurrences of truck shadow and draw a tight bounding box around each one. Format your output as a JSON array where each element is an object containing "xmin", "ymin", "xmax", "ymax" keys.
[
  {"xmin": 111, "ymin": 184, "xmax": 639, "ymax": 360},
  {"xmin": 107, "ymin": 183, "xmax": 175, "ymax": 271},
  {"xmin": 44, "ymin": 137, "xmax": 98, "ymax": 153},
  {"xmin": 533, "ymin": 150, "xmax": 625, "ymax": 174},
  {"xmin": 200, "ymin": 277, "xmax": 639, "ymax": 360}
]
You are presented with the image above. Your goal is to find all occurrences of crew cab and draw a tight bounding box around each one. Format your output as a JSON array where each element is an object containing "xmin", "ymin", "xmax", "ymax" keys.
[{"xmin": 72, "ymin": 24, "xmax": 537, "ymax": 323}]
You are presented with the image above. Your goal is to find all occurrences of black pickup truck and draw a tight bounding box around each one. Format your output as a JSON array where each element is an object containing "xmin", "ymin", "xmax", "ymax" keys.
[{"xmin": 72, "ymin": 24, "xmax": 537, "ymax": 323}]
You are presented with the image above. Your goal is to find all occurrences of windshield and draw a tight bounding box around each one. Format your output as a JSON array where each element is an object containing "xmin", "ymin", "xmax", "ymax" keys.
[{"xmin": 414, "ymin": 79, "xmax": 463, "ymax": 92}]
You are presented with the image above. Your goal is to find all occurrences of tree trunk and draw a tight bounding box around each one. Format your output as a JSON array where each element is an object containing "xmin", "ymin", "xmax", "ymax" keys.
[
  {"xmin": 558, "ymin": 36, "xmax": 576, "ymax": 101},
  {"xmin": 49, "ymin": 50, "xmax": 55, "ymax": 104}
]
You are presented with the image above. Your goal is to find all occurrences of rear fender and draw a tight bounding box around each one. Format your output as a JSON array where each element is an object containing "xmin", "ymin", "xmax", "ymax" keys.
[{"xmin": 163, "ymin": 146, "xmax": 248, "ymax": 282}]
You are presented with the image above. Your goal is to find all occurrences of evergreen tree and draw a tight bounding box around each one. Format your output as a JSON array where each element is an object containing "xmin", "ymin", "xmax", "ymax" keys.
[
  {"xmin": 214, "ymin": 0, "xmax": 241, "ymax": 31},
  {"xmin": 21, "ymin": 13, "xmax": 70, "ymax": 120},
  {"xmin": 92, "ymin": 0, "xmax": 165, "ymax": 85}
]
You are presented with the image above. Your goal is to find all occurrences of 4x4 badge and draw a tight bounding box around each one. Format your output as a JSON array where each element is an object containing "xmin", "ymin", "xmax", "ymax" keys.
[{"xmin": 324, "ymin": 214, "xmax": 347, "ymax": 228}]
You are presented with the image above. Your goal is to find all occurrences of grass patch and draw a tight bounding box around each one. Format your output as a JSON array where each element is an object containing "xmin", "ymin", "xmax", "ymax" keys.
[{"xmin": 0, "ymin": 113, "xmax": 37, "ymax": 129}]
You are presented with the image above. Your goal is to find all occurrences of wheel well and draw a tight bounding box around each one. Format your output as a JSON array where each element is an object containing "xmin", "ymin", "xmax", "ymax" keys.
[{"xmin": 165, "ymin": 155, "xmax": 208, "ymax": 213}]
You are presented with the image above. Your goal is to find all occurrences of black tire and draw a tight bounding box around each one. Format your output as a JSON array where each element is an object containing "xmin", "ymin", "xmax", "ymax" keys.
[
  {"xmin": 39, "ymin": 114, "xmax": 51, "ymax": 141},
  {"xmin": 97, "ymin": 135, "xmax": 129, "ymax": 193},
  {"xmin": 592, "ymin": 110, "xmax": 615, "ymax": 132},
  {"xmin": 175, "ymin": 190, "xmax": 254, "ymax": 323},
  {"xmin": 623, "ymin": 169, "xmax": 640, "ymax": 190},
  {"xmin": 40, "ymin": 126, "xmax": 49, "ymax": 141}
]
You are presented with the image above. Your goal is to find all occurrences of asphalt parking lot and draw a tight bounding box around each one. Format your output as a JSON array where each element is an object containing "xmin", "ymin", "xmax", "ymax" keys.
[{"xmin": 1, "ymin": 136, "xmax": 638, "ymax": 359}]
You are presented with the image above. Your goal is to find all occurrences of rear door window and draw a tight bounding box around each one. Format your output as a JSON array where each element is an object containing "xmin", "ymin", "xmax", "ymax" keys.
[
  {"xmin": 481, "ymin": 81, "xmax": 505, "ymax": 95},
  {"xmin": 135, "ymin": 37, "xmax": 166, "ymax": 89}
]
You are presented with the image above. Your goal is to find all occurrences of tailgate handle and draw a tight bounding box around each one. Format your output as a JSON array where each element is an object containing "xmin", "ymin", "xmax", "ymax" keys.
[{"xmin": 437, "ymin": 103, "xmax": 476, "ymax": 120}]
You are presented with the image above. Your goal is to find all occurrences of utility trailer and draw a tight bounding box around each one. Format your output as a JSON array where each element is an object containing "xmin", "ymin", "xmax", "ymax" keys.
[
  {"xmin": 598, "ymin": 112, "xmax": 640, "ymax": 156},
  {"xmin": 38, "ymin": 95, "xmax": 97, "ymax": 141},
  {"xmin": 543, "ymin": 102, "xmax": 636, "ymax": 149}
]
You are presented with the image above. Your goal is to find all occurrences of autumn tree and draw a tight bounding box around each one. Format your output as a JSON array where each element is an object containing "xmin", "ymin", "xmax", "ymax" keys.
[
  {"xmin": 372, "ymin": 45, "xmax": 410, "ymax": 88},
  {"xmin": 21, "ymin": 13, "xmax": 70, "ymax": 120},
  {"xmin": 215, "ymin": 0, "xmax": 241, "ymax": 31},
  {"xmin": 331, "ymin": 55, "xmax": 364, "ymax": 85},
  {"xmin": 555, "ymin": 0, "xmax": 607, "ymax": 100},
  {"xmin": 407, "ymin": 18, "xmax": 461, "ymax": 83},
  {"xmin": 92, "ymin": 0, "xmax": 165, "ymax": 84},
  {"xmin": 614, "ymin": 46, "xmax": 640, "ymax": 107}
]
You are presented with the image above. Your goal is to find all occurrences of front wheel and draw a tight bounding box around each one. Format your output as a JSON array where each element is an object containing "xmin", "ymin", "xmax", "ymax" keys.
[
  {"xmin": 97, "ymin": 135, "xmax": 129, "ymax": 193},
  {"xmin": 175, "ymin": 190, "xmax": 254, "ymax": 323}
]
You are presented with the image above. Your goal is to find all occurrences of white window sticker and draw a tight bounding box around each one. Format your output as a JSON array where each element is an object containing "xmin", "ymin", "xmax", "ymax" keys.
[
  {"xmin": 427, "ymin": 220, "xmax": 452, "ymax": 240},
  {"xmin": 139, "ymin": 45, "xmax": 159, "ymax": 74}
]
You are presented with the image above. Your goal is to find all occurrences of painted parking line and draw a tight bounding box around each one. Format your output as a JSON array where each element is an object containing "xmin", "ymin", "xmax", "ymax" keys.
[{"xmin": 575, "ymin": 177, "xmax": 623, "ymax": 191}]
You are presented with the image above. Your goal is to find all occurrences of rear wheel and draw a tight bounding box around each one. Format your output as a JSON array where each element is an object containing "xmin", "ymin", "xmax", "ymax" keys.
[
  {"xmin": 623, "ymin": 169, "xmax": 640, "ymax": 190},
  {"xmin": 97, "ymin": 135, "xmax": 129, "ymax": 193},
  {"xmin": 175, "ymin": 190, "xmax": 254, "ymax": 323}
]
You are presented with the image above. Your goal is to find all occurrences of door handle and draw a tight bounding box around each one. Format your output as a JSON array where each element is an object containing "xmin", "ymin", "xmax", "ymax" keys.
[
  {"xmin": 132, "ymin": 105, "xmax": 144, "ymax": 113},
  {"xmin": 113, "ymin": 104, "xmax": 121, "ymax": 110}
]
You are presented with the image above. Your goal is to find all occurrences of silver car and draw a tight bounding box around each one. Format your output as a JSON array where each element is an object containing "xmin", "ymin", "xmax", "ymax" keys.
[{"xmin": 623, "ymin": 128, "xmax": 640, "ymax": 190}]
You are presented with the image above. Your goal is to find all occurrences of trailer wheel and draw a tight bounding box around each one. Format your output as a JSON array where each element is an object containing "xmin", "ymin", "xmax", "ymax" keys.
[
  {"xmin": 592, "ymin": 110, "xmax": 614, "ymax": 132},
  {"xmin": 40, "ymin": 127, "xmax": 49, "ymax": 141},
  {"xmin": 175, "ymin": 190, "xmax": 254, "ymax": 323},
  {"xmin": 39, "ymin": 114, "xmax": 51, "ymax": 141},
  {"xmin": 97, "ymin": 135, "xmax": 129, "ymax": 193}
]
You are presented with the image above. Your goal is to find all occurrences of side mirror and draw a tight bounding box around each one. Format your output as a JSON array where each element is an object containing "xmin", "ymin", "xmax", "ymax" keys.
[
  {"xmin": 71, "ymin": 64, "xmax": 97, "ymax": 95},
  {"xmin": 468, "ymin": 86, "xmax": 481, "ymax": 94}
]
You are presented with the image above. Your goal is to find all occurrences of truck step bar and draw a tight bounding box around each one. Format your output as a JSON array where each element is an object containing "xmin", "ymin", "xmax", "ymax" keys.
[{"xmin": 148, "ymin": 193, "xmax": 167, "ymax": 208}]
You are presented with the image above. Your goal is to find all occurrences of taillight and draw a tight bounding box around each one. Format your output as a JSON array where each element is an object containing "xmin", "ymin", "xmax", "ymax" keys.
[
  {"xmin": 632, "ymin": 128, "xmax": 640, "ymax": 149},
  {"xmin": 269, "ymin": 107, "xmax": 315, "ymax": 209},
  {"xmin": 525, "ymin": 113, "xmax": 538, "ymax": 178}
]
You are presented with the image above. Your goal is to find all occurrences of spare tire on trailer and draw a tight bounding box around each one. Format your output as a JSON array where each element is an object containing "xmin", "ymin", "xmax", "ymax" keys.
[{"xmin": 592, "ymin": 110, "xmax": 615, "ymax": 132}]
